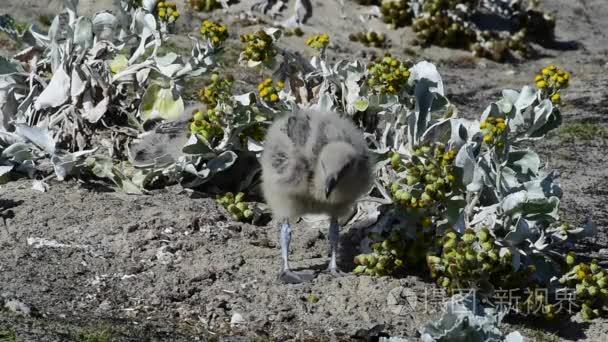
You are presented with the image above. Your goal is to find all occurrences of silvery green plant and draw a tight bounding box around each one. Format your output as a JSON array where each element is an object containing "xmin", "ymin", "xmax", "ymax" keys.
[
  {"xmin": 257, "ymin": 31, "xmax": 600, "ymax": 319},
  {"xmin": 0, "ymin": 0, "xmax": 221, "ymax": 191},
  {"xmin": 420, "ymin": 292, "xmax": 525, "ymax": 342}
]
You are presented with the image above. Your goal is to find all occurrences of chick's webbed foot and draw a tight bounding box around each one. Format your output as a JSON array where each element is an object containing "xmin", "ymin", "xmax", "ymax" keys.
[{"xmin": 279, "ymin": 269, "xmax": 315, "ymax": 284}]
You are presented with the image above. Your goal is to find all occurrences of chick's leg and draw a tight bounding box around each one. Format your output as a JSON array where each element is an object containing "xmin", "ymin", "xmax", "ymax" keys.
[
  {"xmin": 280, "ymin": 221, "xmax": 292, "ymax": 270},
  {"xmin": 327, "ymin": 217, "xmax": 347, "ymax": 276},
  {"xmin": 278, "ymin": 220, "xmax": 306, "ymax": 284}
]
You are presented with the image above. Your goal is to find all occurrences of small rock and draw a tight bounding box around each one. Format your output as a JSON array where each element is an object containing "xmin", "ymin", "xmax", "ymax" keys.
[
  {"xmin": 5, "ymin": 299, "xmax": 33, "ymax": 317},
  {"xmin": 144, "ymin": 229, "xmax": 159, "ymax": 241},
  {"xmin": 163, "ymin": 227, "xmax": 174, "ymax": 234},
  {"xmin": 156, "ymin": 246, "xmax": 174, "ymax": 265},
  {"xmin": 226, "ymin": 224, "xmax": 242, "ymax": 233},
  {"xmin": 99, "ymin": 300, "xmax": 111, "ymax": 311},
  {"xmin": 124, "ymin": 223, "xmax": 139, "ymax": 233},
  {"xmin": 230, "ymin": 312, "xmax": 246, "ymax": 327}
]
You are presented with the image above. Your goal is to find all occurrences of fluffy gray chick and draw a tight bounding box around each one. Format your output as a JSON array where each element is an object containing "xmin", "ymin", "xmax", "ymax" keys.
[
  {"xmin": 261, "ymin": 108, "xmax": 373, "ymax": 284},
  {"xmin": 129, "ymin": 104, "xmax": 202, "ymax": 167}
]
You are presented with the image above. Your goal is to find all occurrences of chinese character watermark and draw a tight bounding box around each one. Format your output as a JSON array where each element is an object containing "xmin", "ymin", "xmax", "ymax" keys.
[{"xmin": 385, "ymin": 283, "xmax": 579, "ymax": 316}]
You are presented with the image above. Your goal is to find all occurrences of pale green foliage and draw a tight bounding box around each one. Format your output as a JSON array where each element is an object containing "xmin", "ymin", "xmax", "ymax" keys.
[
  {"xmin": 0, "ymin": 0, "xmax": 221, "ymax": 192},
  {"xmin": 420, "ymin": 293, "xmax": 524, "ymax": 341}
]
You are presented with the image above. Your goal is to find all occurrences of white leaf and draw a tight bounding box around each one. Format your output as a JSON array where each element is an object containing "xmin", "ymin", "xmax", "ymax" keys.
[
  {"xmin": 527, "ymin": 99, "xmax": 554, "ymax": 135},
  {"xmin": 408, "ymin": 61, "xmax": 443, "ymax": 95},
  {"xmin": 70, "ymin": 67, "xmax": 87, "ymax": 97},
  {"xmin": 507, "ymin": 150, "xmax": 540, "ymax": 175},
  {"xmin": 514, "ymin": 86, "xmax": 537, "ymax": 111},
  {"xmin": 92, "ymin": 12, "xmax": 117, "ymax": 35},
  {"xmin": 136, "ymin": 68, "xmax": 150, "ymax": 85},
  {"xmin": 34, "ymin": 66, "xmax": 70, "ymax": 110},
  {"xmin": 504, "ymin": 331, "xmax": 524, "ymax": 342},
  {"xmin": 0, "ymin": 165, "xmax": 13, "ymax": 176},
  {"xmin": 142, "ymin": 0, "xmax": 157, "ymax": 12},
  {"xmin": 14, "ymin": 124, "xmax": 55, "ymax": 155},
  {"xmin": 247, "ymin": 137, "xmax": 264, "ymax": 152},
  {"xmin": 501, "ymin": 191, "xmax": 527, "ymax": 214},
  {"xmin": 82, "ymin": 96, "xmax": 109, "ymax": 123},
  {"xmin": 263, "ymin": 27, "xmax": 282, "ymax": 41},
  {"xmin": 234, "ymin": 92, "xmax": 256, "ymax": 106},
  {"xmin": 454, "ymin": 143, "xmax": 477, "ymax": 186},
  {"xmin": 156, "ymin": 54, "xmax": 188, "ymax": 77},
  {"xmin": 48, "ymin": 15, "xmax": 60, "ymax": 43},
  {"xmin": 32, "ymin": 180, "xmax": 48, "ymax": 192},
  {"xmin": 73, "ymin": 17, "xmax": 93, "ymax": 49},
  {"xmin": 129, "ymin": 11, "xmax": 157, "ymax": 63}
]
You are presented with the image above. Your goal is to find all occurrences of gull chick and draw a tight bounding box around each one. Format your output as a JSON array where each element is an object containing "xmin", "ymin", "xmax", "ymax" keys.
[{"xmin": 261, "ymin": 109, "xmax": 373, "ymax": 283}]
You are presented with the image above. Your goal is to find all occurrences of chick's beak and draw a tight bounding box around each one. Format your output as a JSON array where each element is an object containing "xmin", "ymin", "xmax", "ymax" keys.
[{"xmin": 325, "ymin": 176, "xmax": 337, "ymax": 199}]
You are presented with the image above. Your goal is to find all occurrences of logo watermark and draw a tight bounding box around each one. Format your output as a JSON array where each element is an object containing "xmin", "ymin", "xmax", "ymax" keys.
[{"xmin": 386, "ymin": 281, "xmax": 579, "ymax": 316}]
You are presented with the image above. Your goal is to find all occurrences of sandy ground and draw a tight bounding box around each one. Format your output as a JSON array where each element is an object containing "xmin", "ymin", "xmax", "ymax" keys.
[{"xmin": 1, "ymin": 0, "xmax": 608, "ymax": 340}]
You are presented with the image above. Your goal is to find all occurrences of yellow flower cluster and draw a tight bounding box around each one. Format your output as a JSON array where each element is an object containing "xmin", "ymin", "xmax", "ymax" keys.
[
  {"xmin": 390, "ymin": 143, "xmax": 457, "ymax": 210},
  {"xmin": 305, "ymin": 33, "xmax": 330, "ymax": 50},
  {"xmin": 353, "ymin": 228, "xmax": 434, "ymax": 277},
  {"xmin": 199, "ymin": 73, "xmax": 233, "ymax": 109},
  {"xmin": 367, "ymin": 54, "xmax": 411, "ymax": 95},
  {"xmin": 283, "ymin": 27, "xmax": 304, "ymax": 37},
  {"xmin": 216, "ymin": 192, "xmax": 254, "ymax": 222},
  {"xmin": 200, "ymin": 20, "xmax": 228, "ymax": 47},
  {"xmin": 428, "ymin": 228, "xmax": 536, "ymax": 294},
  {"xmin": 480, "ymin": 116, "xmax": 507, "ymax": 147},
  {"xmin": 348, "ymin": 31, "xmax": 387, "ymax": 48},
  {"xmin": 240, "ymin": 30, "xmax": 277, "ymax": 63},
  {"xmin": 257, "ymin": 78, "xmax": 284, "ymax": 103},
  {"xmin": 157, "ymin": 2, "xmax": 180, "ymax": 23},
  {"xmin": 535, "ymin": 64, "xmax": 570, "ymax": 105},
  {"xmin": 559, "ymin": 253, "xmax": 607, "ymax": 320},
  {"xmin": 380, "ymin": 0, "xmax": 412, "ymax": 28},
  {"xmin": 188, "ymin": 0, "xmax": 221, "ymax": 12},
  {"xmin": 189, "ymin": 108, "xmax": 223, "ymax": 142}
]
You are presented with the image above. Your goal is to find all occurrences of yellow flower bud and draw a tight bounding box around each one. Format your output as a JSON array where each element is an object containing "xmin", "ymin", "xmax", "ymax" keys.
[
  {"xmin": 536, "ymin": 80, "xmax": 547, "ymax": 89},
  {"xmin": 270, "ymin": 93, "xmax": 279, "ymax": 102}
]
